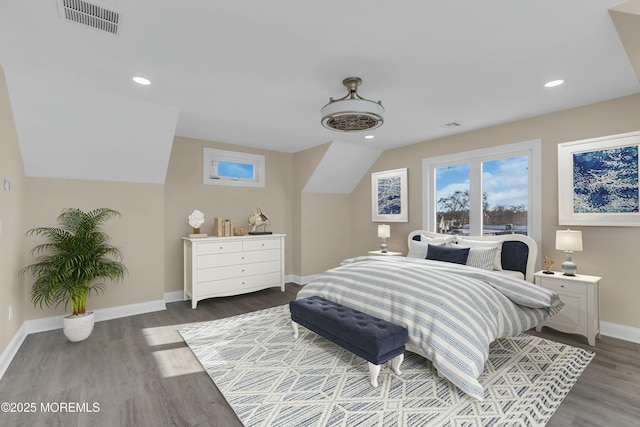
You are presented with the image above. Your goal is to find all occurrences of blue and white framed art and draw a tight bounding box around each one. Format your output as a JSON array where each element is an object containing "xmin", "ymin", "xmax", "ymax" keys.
[
  {"xmin": 558, "ymin": 131, "xmax": 640, "ymax": 226},
  {"xmin": 372, "ymin": 168, "xmax": 408, "ymax": 222}
]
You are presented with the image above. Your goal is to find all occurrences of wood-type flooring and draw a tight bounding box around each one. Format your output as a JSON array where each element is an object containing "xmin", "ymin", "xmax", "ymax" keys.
[{"xmin": 0, "ymin": 284, "xmax": 638, "ymax": 427}]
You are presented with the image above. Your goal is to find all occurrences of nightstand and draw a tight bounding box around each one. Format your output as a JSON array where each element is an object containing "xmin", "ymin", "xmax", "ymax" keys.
[
  {"xmin": 534, "ymin": 271, "xmax": 601, "ymax": 346},
  {"xmin": 368, "ymin": 250, "xmax": 403, "ymax": 256}
]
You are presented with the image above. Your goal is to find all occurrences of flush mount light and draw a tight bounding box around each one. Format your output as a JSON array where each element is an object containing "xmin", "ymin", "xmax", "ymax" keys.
[
  {"xmin": 133, "ymin": 76, "xmax": 151, "ymax": 85},
  {"xmin": 321, "ymin": 77, "xmax": 384, "ymax": 132},
  {"xmin": 365, "ymin": 135, "xmax": 375, "ymax": 139},
  {"xmin": 544, "ymin": 79, "xmax": 564, "ymax": 88}
]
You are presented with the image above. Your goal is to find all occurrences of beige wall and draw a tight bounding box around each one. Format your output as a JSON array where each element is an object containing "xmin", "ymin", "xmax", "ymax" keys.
[
  {"xmin": 348, "ymin": 93, "xmax": 640, "ymax": 329},
  {"xmin": 2, "ymin": 61, "xmax": 640, "ymax": 358},
  {"xmin": 0, "ymin": 66, "xmax": 26, "ymax": 353},
  {"xmin": 22, "ymin": 178, "xmax": 166, "ymax": 319},
  {"xmin": 164, "ymin": 136, "xmax": 294, "ymax": 293}
]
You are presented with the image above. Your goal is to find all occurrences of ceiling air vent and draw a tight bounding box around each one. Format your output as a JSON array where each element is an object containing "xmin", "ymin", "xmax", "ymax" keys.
[{"xmin": 57, "ymin": 0, "xmax": 120, "ymax": 35}]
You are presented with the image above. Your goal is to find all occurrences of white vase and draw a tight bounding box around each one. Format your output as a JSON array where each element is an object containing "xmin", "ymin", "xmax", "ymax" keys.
[{"xmin": 63, "ymin": 311, "xmax": 95, "ymax": 342}]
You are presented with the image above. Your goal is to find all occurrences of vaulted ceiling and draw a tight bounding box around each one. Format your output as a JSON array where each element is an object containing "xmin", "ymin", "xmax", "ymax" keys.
[{"xmin": 1, "ymin": 1, "xmax": 639, "ymax": 183}]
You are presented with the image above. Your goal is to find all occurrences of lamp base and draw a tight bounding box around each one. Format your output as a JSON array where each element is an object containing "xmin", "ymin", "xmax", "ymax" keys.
[
  {"xmin": 380, "ymin": 240, "xmax": 388, "ymax": 253},
  {"xmin": 561, "ymin": 251, "xmax": 577, "ymax": 276}
]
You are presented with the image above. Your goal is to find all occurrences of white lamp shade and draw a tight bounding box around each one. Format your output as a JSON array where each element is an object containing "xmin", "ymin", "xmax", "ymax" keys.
[
  {"xmin": 378, "ymin": 224, "xmax": 390, "ymax": 239},
  {"xmin": 555, "ymin": 229, "xmax": 583, "ymax": 251}
]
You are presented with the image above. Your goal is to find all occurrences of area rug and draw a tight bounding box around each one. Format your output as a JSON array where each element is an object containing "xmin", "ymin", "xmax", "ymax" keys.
[{"xmin": 179, "ymin": 305, "xmax": 594, "ymax": 427}]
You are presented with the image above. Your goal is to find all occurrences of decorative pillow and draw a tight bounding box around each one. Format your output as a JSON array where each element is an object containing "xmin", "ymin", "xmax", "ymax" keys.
[
  {"xmin": 407, "ymin": 236, "xmax": 453, "ymax": 258},
  {"xmin": 425, "ymin": 244, "xmax": 470, "ymax": 265},
  {"xmin": 456, "ymin": 238, "xmax": 503, "ymax": 270},
  {"xmin": 464, "ymin": 246, "xmax": 500, "ymax": 271}
]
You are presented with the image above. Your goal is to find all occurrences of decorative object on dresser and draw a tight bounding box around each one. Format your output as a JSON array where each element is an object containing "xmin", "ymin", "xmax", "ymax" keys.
[
  {"xmin": 543, "ymin": 255, "xmax": 556, "ymax": 274},
  {"xmin": 182, "ymin": 234, "xmax": 285, "ymax": 308},
  {"xmin": 248, "ymin": 206, "xmax": 271, "ymax": 234},
  {"xmin": 213, "ymin": 217, "xmax": 234, "ymax": 237},
  {"xmin": 233, "ymin": 226, "xmax": 246, "ymax": 236},
  {"xmin": 188, "ymin": 209, "xmax": 207, "ymax": 237},
  {"xmin": 377, "ymin": 223, "xmax": 390, "ymax": 252},
  {"xmin": 556, "ymin": 229, "xmax": 583, "ymax": 275},
  {"xmin": 535, "ymin": 271, "xmax": 601, "ymax": 346},
  {"xmin": 21, "ymin": 208, "xmax": 128, "ymax": 342}
]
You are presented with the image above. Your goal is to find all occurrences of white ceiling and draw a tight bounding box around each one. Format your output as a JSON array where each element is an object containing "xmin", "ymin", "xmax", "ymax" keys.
[{"xmin": 1, "ymin": 0, "xmax": 639, "ymax": 183}]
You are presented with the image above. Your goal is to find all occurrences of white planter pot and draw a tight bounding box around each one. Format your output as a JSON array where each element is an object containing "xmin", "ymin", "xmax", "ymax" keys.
[{"xmin": 63, "ymin": 311, "xmax": 95, "ymax": 342}]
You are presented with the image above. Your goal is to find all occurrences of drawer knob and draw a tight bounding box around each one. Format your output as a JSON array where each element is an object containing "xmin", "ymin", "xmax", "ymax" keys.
[{"xmin": 561, "ymin": 285, "xmax": 565, "ymax": 288}]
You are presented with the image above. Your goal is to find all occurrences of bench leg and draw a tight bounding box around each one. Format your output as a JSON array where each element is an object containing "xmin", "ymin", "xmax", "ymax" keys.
[
  {"xmin": 368, "ymin": 362, "xmax": 381, "ymax": 388},
  {"xmin": 390, "ymin": 353, "xmax": 404, "ymax": 375},
  {"xmin": 291, "ymin": 321, "xmax": 299, "ymax": 339}
]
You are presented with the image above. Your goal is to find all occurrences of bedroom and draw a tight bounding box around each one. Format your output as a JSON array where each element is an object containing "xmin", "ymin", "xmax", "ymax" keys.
[{"xmin": 1, "ymin": 1, "xmax": 640, "ymax": 425}]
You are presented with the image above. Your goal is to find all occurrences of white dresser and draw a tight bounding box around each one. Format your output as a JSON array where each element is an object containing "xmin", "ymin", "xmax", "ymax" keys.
[{"xmin": 183, "ymin": 234, "xmax": 285, "ymax": 308}]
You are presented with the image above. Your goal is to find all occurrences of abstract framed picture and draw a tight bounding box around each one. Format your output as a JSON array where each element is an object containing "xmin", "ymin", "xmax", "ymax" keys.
[
  {"xmin": 558, "ymin": 131, "xmax": 640, "ymax": 226},
  {"xmin": 372, "ymin": 168, "xmax": 408, "ymax": 222}
]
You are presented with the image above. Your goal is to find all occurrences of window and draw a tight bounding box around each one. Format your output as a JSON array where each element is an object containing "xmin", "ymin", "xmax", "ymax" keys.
[
  {"xmin": 423, "ymin": 140, "xmax": 541, "ymax": 242},
  {"xmin": 203, "ymin": 148, "xmax": 265, "ymax": 188}
]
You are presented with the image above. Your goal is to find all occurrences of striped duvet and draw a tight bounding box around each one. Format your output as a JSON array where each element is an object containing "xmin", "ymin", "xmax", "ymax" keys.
[{"xmin": 297, "ymin": 256, "xmax": 564, "ymax": 400}]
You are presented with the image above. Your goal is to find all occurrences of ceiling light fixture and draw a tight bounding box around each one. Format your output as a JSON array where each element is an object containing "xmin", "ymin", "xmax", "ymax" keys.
[
  {"xmin": 365, "ymin": 135, "xmax": 375, "ymax": 139},
  {"xmin": 133, "ymin": 76, "xmax": 151, "ymax": 85},
  {"xmin": 544, "ymin": 79, "xmax": 564, "ymax": 88},
  {"xmin": 321, "ymin": 77, "xmax": 384, "ymax": 132}
]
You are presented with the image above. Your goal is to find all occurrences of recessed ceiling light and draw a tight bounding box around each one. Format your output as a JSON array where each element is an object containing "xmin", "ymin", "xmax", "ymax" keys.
[
  {"xmin": 365, "ymin": 135, "xmax": 375, "ymax": 139},
  {"xmin": 133, "ymin": 76, "xmax": 151, "ymax": 85},
  {"xmin": 544, "ymin": 79, "xmax": 564, "ymax": 88}
]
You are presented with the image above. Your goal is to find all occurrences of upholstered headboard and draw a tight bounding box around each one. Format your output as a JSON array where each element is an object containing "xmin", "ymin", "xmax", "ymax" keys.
[{"xmin": 407, "ymin": 230, "xmax": 538, "ymax": 282}]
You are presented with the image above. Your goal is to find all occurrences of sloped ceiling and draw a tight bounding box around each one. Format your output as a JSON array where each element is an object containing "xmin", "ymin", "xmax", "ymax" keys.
[
  {"xmin": 0, "ymin": 1, "xmax": 639, "ymax": 184},
  {"xmin": 303, "ymin": 142, "xmax": 382, "ymax": 194}
]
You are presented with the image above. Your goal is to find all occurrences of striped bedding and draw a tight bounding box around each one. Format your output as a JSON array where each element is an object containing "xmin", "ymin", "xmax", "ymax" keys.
[{"xmin": 297, "ymin": 256, "xmax": 564, "ymax": 400}]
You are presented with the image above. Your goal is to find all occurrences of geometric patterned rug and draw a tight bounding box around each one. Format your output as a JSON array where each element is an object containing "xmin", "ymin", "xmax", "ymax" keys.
[{"xmin": 179, "ymin": 305, "xmax": 594, "ymax": 427}]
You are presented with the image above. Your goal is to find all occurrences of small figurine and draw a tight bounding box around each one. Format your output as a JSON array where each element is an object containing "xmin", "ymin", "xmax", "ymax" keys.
[
  {"xmin": 543, "ymin": 255, "xmax": 555, "ymax": 274},
  {"xmin": 248, "ymin": 206, "xmax": 271, "ymax": 234},
  {"xmin": 188, "ymin": 210, "xmax": 205, "ymax": 235}
]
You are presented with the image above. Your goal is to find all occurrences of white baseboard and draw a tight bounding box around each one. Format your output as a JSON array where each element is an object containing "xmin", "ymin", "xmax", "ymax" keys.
[
  {"xmin": 601, "ymin": 321, "xmax": 640, "ymax": 344},
  {"xmin": 287, "ymin": 274, "xmax": 320, "ymax": 285},
  {"xmin": 164, "ymin": 290, "xmax": 185, "ymax": 304},
  {"xmin": 0, "ymin": 322, "xmax": 28, "ymax": 381},
  {"xmin": 0, "ymin": 298, "xmax": 167, "ymax": 381}
]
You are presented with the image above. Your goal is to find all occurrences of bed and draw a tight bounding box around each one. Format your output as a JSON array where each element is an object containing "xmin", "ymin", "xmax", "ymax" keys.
[{"xmin": 297, "ymin": 230, "xmax": 564, "ymax": 400}]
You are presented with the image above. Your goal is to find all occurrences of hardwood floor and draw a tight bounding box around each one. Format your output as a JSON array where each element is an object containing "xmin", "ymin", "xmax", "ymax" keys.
[{"xmin": 1, "ymin": 284, "xmax": 639, "ymax": 427}]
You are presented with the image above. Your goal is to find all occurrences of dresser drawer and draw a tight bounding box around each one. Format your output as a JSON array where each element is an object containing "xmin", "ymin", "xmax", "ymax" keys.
[
  {"xmin": 198, "ymin": 272, "xmax": 283, "ymax": 297},
  {"xmin": 197, "ymin": 260, "xmax": 281, "ymax": 282},
  {"xmin": 196, "ymin": 241, "xmax": 243, "ymax": 255},
  {"xmin": 538, "ymin": 277, "xmax": 586, "ymax": 295},
  {"xmin": 243, "ymin": 238, "xmax": 281, "ymax": 251},
  {"xmin": 197, "ymin": 249, "xmax": 281, "ymax": 268}
]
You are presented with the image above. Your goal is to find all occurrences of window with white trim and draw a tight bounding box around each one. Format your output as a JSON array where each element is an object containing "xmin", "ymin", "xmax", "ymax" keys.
[
  {"xmin": 203, "ymin": 148, "xmax": 265, "ymax": 188},
  {"xmin": 422, "ymin": 139, "xmax": 541, "ymax": 242}
]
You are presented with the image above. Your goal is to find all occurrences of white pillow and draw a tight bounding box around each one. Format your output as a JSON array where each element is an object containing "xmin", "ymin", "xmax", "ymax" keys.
[
  {"xmin": 464, "ymin": 246, "xmax": 499, "ymax": 271},
  {"xmin": 455, "ymin": 238, "xmax": 503, "ymax": 270},
  {"xmin": 407, "ymin": 235, "xmax": 455, "ymax": 258}
]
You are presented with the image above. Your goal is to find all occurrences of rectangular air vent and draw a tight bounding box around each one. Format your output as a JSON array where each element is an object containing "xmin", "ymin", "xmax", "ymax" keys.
[{"xmin": 57, "ymin": 0, "xmax": 120, "ymax": 35}]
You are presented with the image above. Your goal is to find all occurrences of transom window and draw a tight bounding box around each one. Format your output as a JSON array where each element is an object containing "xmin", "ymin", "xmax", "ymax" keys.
[
  {"xmin": 422, "ymin": 139, "xmax": 541, "ymax": 243},
  {"xmin": 203, "ymin": 148, "xmax": 265, "ymax": 188}
]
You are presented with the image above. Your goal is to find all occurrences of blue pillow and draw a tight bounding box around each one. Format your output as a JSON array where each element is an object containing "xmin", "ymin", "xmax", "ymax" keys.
[{"xmin": 426, "ymin": 244, "xmax": 470, "ymax": 265}]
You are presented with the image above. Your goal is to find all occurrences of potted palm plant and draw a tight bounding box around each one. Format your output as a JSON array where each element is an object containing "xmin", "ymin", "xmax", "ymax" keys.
[{"xmin": 22, "ymin": 208, "xmax": 127, "ymax": 342}]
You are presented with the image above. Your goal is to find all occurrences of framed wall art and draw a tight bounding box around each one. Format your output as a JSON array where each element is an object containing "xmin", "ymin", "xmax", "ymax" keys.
[
  {"xmin": 558, "ymin": 131, "xmax": 640, "ymax": 226},
  {"xmin": 371, "ymin": 168, "xmax": 408, "ymax": 222}
]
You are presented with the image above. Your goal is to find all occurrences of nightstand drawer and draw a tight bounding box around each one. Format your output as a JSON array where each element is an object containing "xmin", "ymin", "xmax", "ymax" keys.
[{"xmin": 538, "ymin": 277, "xmax": 586, "ymax": 295}]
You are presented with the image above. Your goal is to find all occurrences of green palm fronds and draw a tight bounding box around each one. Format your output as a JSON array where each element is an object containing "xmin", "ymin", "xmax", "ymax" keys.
[{"xmin": 22, "ymin": 208, "xmax": 128, "ymax": 316}]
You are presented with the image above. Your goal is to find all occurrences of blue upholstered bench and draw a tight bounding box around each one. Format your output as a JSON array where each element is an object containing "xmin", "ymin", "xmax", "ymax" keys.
[{"xmin": 289, "ymin": 296, "xmax": 408, "ymax": 387}]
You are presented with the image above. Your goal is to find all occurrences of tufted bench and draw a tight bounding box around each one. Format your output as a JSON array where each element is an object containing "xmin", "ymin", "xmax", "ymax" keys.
[{"xmin": 289, "ymin": 296, "xmax": 408, "ymax": 387}]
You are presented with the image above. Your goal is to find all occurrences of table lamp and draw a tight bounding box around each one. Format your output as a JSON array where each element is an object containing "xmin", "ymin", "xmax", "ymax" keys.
[
  {"xmin": 378, "ymin": 224, "xmax": 390, "ymax": 253},
  {"xmin": 555, "ymin": 229, "xmax": 583, "ymax": 276}
]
